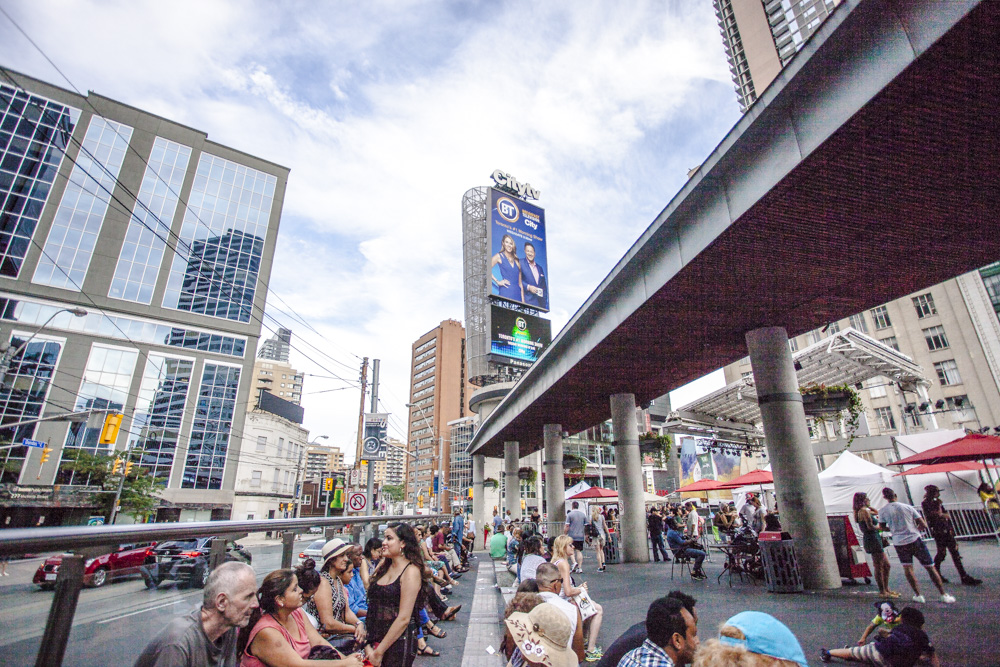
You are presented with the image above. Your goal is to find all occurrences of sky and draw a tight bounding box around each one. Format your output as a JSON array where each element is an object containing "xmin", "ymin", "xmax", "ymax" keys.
[{"xmin": 1, "ymin": 0, "xmax": 738, "ymax": 460}]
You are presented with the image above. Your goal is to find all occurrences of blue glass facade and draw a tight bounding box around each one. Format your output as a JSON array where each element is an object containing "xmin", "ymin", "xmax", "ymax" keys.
[
  {"xmin": 183, "ymin": 362, "xmax": 241, "ymax": 489},
  {"xmin": 0, "ymin": 336, "xmax": 63, "ymax": 484},
  {"xmin": 109, "ymin": 137, "xmax": 191, "ymax": 304},
  {"xmin": 130, "ymin": 354, "xmax": 193, "ymax": 484},
  {"xmin": 163, "ymin": 153, "xmax": 276, "ymax": 322},
  {"xmin": 33, "ymin": 117, "xmax": 133, "ymax": 289},
  {"xmin": 0, "ymin": 84, "xmax": 79, "ymax": 278}
]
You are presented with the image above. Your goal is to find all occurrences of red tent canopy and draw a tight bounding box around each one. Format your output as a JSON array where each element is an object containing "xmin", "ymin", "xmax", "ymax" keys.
[
  {"xmin": 677, "ymin": 479, "xmax": 726, "ymax": 493},
  {"xmin": 717, "ymin": 469, "xmax": 774, "ymax": 489},
  {"xmin": 567, "ymin": 486, "xmax": 619, "ymax": 500},
  {"xmin": 894, "ymin": 461, "xmax": 1000, "ymax": 476},
  {"xmin": 892, "ymin": 433, "xmax": 1000, "ymax": 466}
]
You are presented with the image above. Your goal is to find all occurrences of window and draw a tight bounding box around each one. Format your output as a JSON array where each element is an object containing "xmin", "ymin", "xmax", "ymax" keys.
[
  {"xmin": 866, "ymin": 377, "xmax": 888, "ymax": 399},
  {"xmin": 272, "ymin": 469, "xmax": 280, "ymax": 492},
  {"xmin": 879, "ymin": 336, "xmax": 900, "ymax": 351},
  {"xmin": 870, "ymin": 305, "xmax": 892, "ymax": 330},
  {"xmin": 848, "ymin": 314, "xmax": 868, "ymax": 334},
  {"xmin": 741, "ymin": 371, "xmax": 753, "ymax": 380},
  {"xmin": 923, "ymin": 325, "xmax": 949, "ymax": 351},
  {"xmin": 302, "ymin": 494, "xmax": 311, "ymax": 505},
  {"xmin": 934, "ymin": 360, "xmax": 962, "ymax": 386},
  {"xmin": 256, "ymin": 436, "xmax": 267, "ymax": 452},
  {"xmin": 250, "ymin": 471, "xmax": 262, "ymax": 488},
  {"xmin": 905, "ymin": 404, "xmax": 923, "ymax": 428},
  {"xmin": 129, "ymin": 355, "xmax": 193, "ymax": 483},
  {"xmin": 277, "ymin": 438, "xmax": 284, "ymax": 458},
  {"xmin": 807, "ymin": 329, "xmax": 823, "ymax": 344},
  {"xmin": 945, "ymin": 396, "xmax": 972, "ymax": 423},
  {"xmin": 109, "ymin": 137, "xmax": 191, "ymax": 303},
  {"xmin": 788, "ymin": 337, "xmax": 798, "ymax": 352},
  {"xmin": 33, "ymin": 117, "xmax": 133, "ymax": 289},
  {"xmin": 182, "ymin": 363, "xmax": 241, "ymax": 490},
  {"xmin": 826, "ymin": 321, "xmax": 840, "ymax": 334},
  {"xmin": 912, "ymin": 293, "xmax": 937, "ymax": 318},
  {"xmin": 875, "ymin": 407, "xmax": 896, "ymax": 431}
]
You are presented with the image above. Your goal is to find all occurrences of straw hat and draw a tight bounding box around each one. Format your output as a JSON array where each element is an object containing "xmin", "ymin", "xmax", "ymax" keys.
[
  {"xmin": 505, "ymin": 603, "xmax": 578, "ymax": 667},
  {"xmin": 320, "ymin": 538, "xmax": 352, "ymax": 571}
]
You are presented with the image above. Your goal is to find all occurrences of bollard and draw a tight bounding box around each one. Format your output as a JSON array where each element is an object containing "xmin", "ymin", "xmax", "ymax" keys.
[{"xmin": 36, "ymin": 554, "xmax": 85, "ymax": 667}]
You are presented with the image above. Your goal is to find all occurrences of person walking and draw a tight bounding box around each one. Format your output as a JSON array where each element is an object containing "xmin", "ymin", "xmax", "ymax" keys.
[
  {"xmin": 879, "ymin": 488, "xmax": 955, "ymax": 604},
  {"xmin": 451, "ymin": 508, "xmax": 465, "ymax": 556},
  {"xmin": 589, "ymin": 506, "xmax": 609, "ymax": 573},
  {"xmin": 853, "ymin": 492, "xmax": 897, "ymax": 598},
  {"xmin": 564, "ymin": 501, "xmax": 588, "ymax": 574},
  {"xmin": 920, "ymin": 485, "xmax": 982, "ymax": 586},
  {"xmin": 647, "ymin": 508, "xmax": 670, "ymax": 563}
]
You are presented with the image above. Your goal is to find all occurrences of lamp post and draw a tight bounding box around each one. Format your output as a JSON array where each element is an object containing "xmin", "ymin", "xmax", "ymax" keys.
[
  {"xmin": 407, "ymin": 402, "xmax": 446, "ymax": 512},
  {"xmin": 0, "ymin": 307, "xmax": 87, "ymax": 384}
]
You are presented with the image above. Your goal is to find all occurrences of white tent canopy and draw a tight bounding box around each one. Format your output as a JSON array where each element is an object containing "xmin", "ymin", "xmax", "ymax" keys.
[{"xmin": 816, "ymin": 451, "xmax": 907, "ymax": 513}]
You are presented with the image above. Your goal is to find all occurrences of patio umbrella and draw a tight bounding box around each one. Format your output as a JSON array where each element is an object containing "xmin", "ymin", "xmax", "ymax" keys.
[
  {"xmin": 567, "ymin": 486, "xmax": 618, "ymax": 500},
  {"xmin": 716, "ymin": 469, "xmax": 773, "ymax": 490},
  {"xmin": 677, "ymin": 479, "xmax": 726, "ymax": 493},
  {"xmin": 893, "ymin": 461, "xmax": 999, "ymax": 476},
  {"xmin": 891, "ymin": 433, "xmax": 1000, "ymax": 466}
]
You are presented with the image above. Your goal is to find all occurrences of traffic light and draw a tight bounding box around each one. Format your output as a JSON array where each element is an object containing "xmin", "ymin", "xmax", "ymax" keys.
[
  {"xmin": 418, "ymin": 495, "xmax": 424, "ymax": 509},
  {"xmin": 124, "ymin": 460, "xmax": 134, "ymax": 476},
  {"xmin": 40, "ymin": 446, "xmax": 52, "ymax": 463},
  {"xmin": 99, "ymin": 413, "xmax": 124, "ymax": 445},
  {"xmin": 521, "ymin": 498, "xmax": 526, "ymax": 511},
  {"xmin": 112, "ymin": 457, "xmax": 123, "ymax": 474},
  {"xmin": 324, "ymin": 477, "xmax": 333, "ymax": 491},
  {"xmin": 467, "ymin": 487, "xmax": 473, "ymax": 499}
]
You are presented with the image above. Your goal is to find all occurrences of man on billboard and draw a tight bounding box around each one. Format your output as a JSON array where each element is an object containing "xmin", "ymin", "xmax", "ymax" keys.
[
  {"xmin": 520, "ymin": 241, "xmax": 547, "ymax": 310},
  {"xmin": 492, "ymin": 233, "xmax": 523, "ymax": 302}
]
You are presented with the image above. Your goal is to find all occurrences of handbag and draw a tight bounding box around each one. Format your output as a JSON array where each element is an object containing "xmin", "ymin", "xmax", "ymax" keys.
[
  {"xmin": 308, "ymin": 645, "xmax": 344, "ymax": 660},
  {"xmin": 571, "ymin": 586, "xmax": 598, "ymax": 622}
]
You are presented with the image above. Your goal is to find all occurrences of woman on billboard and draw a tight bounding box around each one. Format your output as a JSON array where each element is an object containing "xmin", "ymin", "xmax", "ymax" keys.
[
  {"xmin": 491, "ymin": 233, "xmax": 523, "ymax": 302},
  {"xmin": 519, "ymin": 241, "xmax": 547, "ymax": 310}
]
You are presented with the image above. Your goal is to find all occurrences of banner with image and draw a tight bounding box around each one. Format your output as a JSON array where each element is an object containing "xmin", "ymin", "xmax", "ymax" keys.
[{"xmin": 488, "ymin": 187, "xmax": 549, "ymax": 311}]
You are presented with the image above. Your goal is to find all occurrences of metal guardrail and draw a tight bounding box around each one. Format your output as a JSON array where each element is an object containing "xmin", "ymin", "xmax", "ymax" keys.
[{"xmin": 0, "ymin": 513, "xmax": 447, "ymax": 667}]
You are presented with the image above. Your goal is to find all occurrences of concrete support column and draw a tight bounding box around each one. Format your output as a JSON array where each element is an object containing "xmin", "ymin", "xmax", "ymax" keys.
[
  {"xmin": 610, "ymin": 393, "xmax": 648, "ymax": 563},
  {"xmin": 472, "ymin": 454, "xmax": 486, "ymax": 547},
  {"xmin": 504, "ymin": 441, "xmax": 521, "ymax": 521},
  {"xmin": 543, "ymin": 424, "xmax": 566, "ymax": 531},
  {"xmin": 747, "ymin": 327, "xmax": 841, "ymax": 590}
]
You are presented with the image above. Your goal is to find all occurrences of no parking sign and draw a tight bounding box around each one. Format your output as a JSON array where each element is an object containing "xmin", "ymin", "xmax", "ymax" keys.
[{"xmin": 348, "ymin": 492, "xmax": 367, "ymax": 513}]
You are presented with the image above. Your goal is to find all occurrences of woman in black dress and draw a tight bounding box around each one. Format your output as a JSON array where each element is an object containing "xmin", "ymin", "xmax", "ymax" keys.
[{"xmin": 365, "ymin": 523, "xmax": 425, "ymax": 667}]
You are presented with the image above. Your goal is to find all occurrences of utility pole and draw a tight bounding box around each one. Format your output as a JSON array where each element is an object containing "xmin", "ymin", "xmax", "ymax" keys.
[
  {"xmin": 366, "ymin": 359, "xmax": 380, "ymax": 515},
  {"xmin": 354, "ymin": 358, "xmax": 369, "ymax": 467}
]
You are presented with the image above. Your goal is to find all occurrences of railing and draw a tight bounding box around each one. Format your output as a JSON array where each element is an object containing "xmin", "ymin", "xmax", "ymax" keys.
[
  {"xmin": 937, "ymin": 501, "xmax": 1000, "ymax": 542},
  {"xmin": 0, "ymin": 513, "xmax": 447, "ymax": 667}
]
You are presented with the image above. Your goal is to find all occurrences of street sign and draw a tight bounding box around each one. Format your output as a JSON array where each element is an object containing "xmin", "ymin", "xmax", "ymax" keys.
[
  {"xmin": 348, "ymin": 492, "xmax": 367, "ymax": 513},
  {"xmin": 362, "ymin": 413, "xmax": 388, "ymax": 461},
  {"xmin": 22, "ymin": 438, "xmax": 44, "ymax": 449}
]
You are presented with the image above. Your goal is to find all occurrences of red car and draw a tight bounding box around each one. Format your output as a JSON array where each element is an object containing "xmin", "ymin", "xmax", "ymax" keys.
[{"xmin": 33, "ymin": 542, "xmax": 155, "ymax": 589}]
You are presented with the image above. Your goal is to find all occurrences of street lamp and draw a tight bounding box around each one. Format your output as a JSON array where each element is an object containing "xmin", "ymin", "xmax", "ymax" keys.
[
  {"xmin": 406, "ymin": 402, "xmax": 447, "ymax": 512},
  {"xmin": 0, "ymin": 307, "xmax": 88, "ymax": 383}
]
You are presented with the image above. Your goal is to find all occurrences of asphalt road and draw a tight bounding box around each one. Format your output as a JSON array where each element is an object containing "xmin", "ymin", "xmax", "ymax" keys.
[{"xmin": 0, "ymin": 538, "xmax": 306, "ymax": 667}]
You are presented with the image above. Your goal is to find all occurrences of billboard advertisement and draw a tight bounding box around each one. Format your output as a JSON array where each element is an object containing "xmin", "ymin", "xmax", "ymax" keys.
[
  {"xmin": 490, "ymin": 306, "xmax": 551, "ymax": 365},
  {"xmin": 488, "ymin": 187, "xmax": 549, "ymax": 311}
]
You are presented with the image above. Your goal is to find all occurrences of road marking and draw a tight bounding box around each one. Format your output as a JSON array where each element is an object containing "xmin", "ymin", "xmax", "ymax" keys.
[{"xmin": 97, "ymin": 598, "xmax": 190, "ymax": 623}]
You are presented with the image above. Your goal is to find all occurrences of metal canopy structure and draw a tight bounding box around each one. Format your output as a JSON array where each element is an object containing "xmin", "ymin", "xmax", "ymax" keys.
[
  {"xmin": 469, "ymin": 0, "xmax": 1000, "ymax": 459},
  {"xmin": 674, "ymin": 328, "xmax": 927, "ymax": 429}
]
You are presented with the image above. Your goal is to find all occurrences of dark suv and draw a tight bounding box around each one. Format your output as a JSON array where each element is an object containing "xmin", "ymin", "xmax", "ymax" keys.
[{"xmin": 140, "ymin": 537, "xmax": 252, "ymax": 589}]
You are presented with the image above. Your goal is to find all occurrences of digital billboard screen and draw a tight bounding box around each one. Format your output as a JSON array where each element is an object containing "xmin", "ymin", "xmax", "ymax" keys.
[
  {"xmin": 488, "ymin": 187, "xmax": 549, "ymax": 311},
  {"xmin": 490, "ymin": 306, "xmax": 551, "ymax": 365}
]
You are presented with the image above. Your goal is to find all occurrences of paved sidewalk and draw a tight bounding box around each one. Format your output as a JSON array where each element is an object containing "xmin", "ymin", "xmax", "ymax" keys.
[{"xmin": 573, "ymin": 540, "xmax": 998, "ymax": 666}]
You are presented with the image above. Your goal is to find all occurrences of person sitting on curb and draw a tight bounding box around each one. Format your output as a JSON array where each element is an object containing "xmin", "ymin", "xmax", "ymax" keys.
[
  {"xmin": 617, "ymin": 596, "xmax": 699, "ymax": 667},
  {"xmin": 821, "ymin": 606, "xmax": 939, "ymax": 667},
  {"xmin": 665, "ymin": 518, "xmax": 707, "ymax": 581}
]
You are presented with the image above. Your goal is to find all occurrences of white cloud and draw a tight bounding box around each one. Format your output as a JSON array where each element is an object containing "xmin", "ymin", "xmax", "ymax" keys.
[{"xmin": 1, "ymin": 0, "xmax": 741, "ymax": 453}]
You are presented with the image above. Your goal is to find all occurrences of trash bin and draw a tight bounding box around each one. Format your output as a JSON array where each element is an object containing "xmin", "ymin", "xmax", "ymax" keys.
[{"xmin": 758, "ymin": 532, "xmax": 803, "ymax": 593}]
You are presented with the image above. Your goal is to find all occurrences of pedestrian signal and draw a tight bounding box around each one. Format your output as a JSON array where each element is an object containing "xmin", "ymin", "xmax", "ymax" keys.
[{"xmin": 99, "ymin": 413, "xmax": 124, "ymax": 445}]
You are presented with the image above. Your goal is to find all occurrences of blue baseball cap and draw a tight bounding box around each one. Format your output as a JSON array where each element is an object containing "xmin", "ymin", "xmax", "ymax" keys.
[{"xmin": 719, "ymin": 611, "xmax": 808, "ymax": 667}]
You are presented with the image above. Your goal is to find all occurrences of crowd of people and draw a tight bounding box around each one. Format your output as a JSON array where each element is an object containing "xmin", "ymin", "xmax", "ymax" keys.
[{"xmin": 134, "ymin": 510, "xmax": 474, "ymax": 667}]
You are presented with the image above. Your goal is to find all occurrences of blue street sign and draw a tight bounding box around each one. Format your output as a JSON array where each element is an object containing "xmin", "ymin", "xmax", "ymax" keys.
[{"xmin": 22, "ymin": 438, "xmax": 44, "ymax": 449}]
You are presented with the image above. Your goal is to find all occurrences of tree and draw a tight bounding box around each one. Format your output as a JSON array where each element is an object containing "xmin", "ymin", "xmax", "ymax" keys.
[
  {"xmin": 57, "ymin": 449, "xmax": 164, "ymax": 521},
  {"xmin": 381, "ymin": 484, "xmax": 406, "ymax": 502}
]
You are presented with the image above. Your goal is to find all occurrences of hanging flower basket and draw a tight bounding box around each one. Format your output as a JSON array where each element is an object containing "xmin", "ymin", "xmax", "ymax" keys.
[
  {"xmin": 518, "ymin": 466, "xmax": 537, "ymax": 482},
  {"xmin": 562, "ymin": 454, "xmax": 587, "ymax": 476},
  {"xmin": 483, "ymin": 477, "xmax": 499, "ymax": 489},
  {"xmin": 799, "ymin": 383, "xmax": 865, "ymax": 445},
  {"xmin": 801, "ymin": 390, "xmax": 852, "ymax": 415}
]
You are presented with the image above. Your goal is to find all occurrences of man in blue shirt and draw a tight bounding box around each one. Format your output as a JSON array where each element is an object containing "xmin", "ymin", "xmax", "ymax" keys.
[
  {"xmin": 346, "ymin": 546, "xmax": 367, "ymax": 618},
  {"xmin": 452, "ymin": 508, "xmax": 465, "ymax": 562},
  {"xmin": 665, "ymin": 518, "xmax": 707, "ymax": 580}
]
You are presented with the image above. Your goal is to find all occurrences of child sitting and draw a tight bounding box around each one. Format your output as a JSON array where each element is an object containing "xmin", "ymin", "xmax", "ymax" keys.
[
  {"xmin": 821, "ymin": 606, "xmax": 939, "ymax": 667},
  {"xmin": 857, "ymin": 601, "xmax": 901, "ymax": 645}
]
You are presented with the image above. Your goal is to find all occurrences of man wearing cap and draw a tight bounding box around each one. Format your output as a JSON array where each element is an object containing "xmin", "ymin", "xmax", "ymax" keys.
[
  {"xmin": 920, "ymin": 485, "xmax": 981, "ymax": 586},
  {"xmin": 506, "ymin": 602, "xmax": 580, "ymax": 667},
  {"xmin": 879, "ymin": 488, "xmax": 956, "ymax": 604},
  {"xmin": 618, "ymin": 596, "xmax": 698, "ymax": 667}
]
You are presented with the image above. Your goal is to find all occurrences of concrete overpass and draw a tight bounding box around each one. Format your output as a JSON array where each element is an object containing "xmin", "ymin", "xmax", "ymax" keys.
[{"xmin": 468, "ymin": 0, "xmax": 1000, "ymax": 588}]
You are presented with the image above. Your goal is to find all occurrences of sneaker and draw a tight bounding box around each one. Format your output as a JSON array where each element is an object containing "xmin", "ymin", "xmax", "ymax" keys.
[
  {"xmin": 940, "ymin": 593, "xmax": 956, "ymax": 604},
  {"xmin": 961, "ymin": 576, "xmax": 983, "ymax": 586},
  {"xmin": 597, "ymin": 566, "xmax": 606, "ymax": 573},
  {"xmin": 819, "ymin": 648, "xmax": 832, "ymax": 663},
  {"xmin": 585, "ymin": 650, "xmax": 601, "ymax": 662},
  {"xmin": 911, "ymin": 594, "xmax": 926, "ymax": 603},
  {"xmin": 939, "ymin": 575, "xmax": 950, "ymax": 584},
  {"xmin": 884, "ymin": 590, "xmax": 902, "ymax": 599}
]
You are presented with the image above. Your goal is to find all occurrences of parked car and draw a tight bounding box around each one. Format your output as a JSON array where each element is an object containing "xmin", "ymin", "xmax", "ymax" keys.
[
  {"xmin": 140, "ymin": 537, "xmax": 252, "ymax": 589},
  {"xmin": 33, "ymin": 543, "xmax": 156, "ymax": 589},
  {"xmin": 299, "ymin": 539, "xmax": 325, "ymax": 561}
]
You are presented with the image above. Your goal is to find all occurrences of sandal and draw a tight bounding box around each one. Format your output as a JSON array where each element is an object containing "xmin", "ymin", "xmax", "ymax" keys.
[
  {"xmin": 417, "ymin": 645, "xmax": 440, "ymax": 657},
  {"xmin": 424, "ymin": 623, "xmax": 447, "ymax": 638},
  {"xmin": 441, "ymin": 605, "xmax": 462, "ymax": 621}
]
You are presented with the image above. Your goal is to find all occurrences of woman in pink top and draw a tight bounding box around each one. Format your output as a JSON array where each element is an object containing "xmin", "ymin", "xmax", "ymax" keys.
[{"xmin": 238, "ymin": 569, "xmax": 362, "ymax": 667}]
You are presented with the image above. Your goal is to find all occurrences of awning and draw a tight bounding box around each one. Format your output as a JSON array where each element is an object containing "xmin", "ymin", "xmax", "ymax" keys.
[{"xmin": 892, "ymin": 433, "xmax": 1000, "ymax": 466}]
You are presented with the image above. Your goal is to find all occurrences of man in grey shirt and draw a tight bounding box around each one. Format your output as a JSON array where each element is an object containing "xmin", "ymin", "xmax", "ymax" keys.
[
  {"xmin": 134, "ymin": 561, "xmax": 259, "ymax": 667},
  {"xmin": 564, "ymin": 501, "xmax": 588, "ymax": 573}
]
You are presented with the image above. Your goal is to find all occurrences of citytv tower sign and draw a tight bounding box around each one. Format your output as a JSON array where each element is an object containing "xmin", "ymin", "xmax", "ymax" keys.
[{"xmin": 487, "ymin": 187, "xmax": 549, "ymax": 312}]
